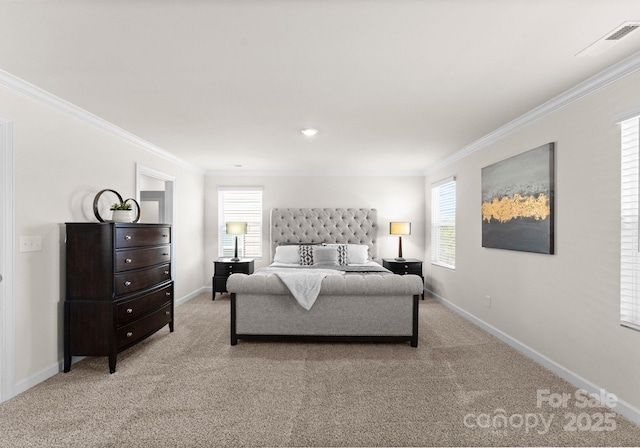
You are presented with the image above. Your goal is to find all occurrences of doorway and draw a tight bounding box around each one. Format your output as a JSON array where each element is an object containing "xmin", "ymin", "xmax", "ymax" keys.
[
  {"xmin": 136, "ymin": 164, "xmax": 176, "ymax": 279},
  {"xmin": 0, "ymin": 118, "xmax": 15, "ymax": 403},
  {"xmin": 136, "ymin": 164, "xmax": 175, "ymax": 225}
]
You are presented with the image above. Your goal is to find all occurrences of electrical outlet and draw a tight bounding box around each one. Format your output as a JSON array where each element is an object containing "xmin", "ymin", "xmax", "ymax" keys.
[
  {"xmin": 485, "ymin": 295, "xmax": 492, "ymax": 308},
  {"xmin": 19, "ymin": 236, "xmax": 42, "ymax": 253}
]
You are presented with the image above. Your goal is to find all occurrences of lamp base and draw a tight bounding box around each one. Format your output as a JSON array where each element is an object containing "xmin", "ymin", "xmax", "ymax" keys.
[
  {"xmin": 230, "ymin": 257, "xmax": 240, "ymax": 262},
  {"xmin": 394, "ymin": 257, "xmax": 406, "ymax": 261}
]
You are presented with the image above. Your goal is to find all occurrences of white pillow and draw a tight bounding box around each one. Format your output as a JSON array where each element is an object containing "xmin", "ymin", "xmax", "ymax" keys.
[
  {"xmin": 273, "ymin": 245, "xmax": 300, "ymax": 264},
  {"xmin": 312, "ymin": 246, "xmax": 339, "ymax": 266},
  {"xmin": 347, "ymin": 244, "xmax": 369, "ymax": 264}
]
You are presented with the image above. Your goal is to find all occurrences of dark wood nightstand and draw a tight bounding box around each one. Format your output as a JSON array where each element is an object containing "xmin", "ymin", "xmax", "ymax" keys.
[
  {"xmin": 212, "ymin": 258, "xmax": 254, "ymax": 299},
  {"xmin": 382, "ymin": 258, "xmax": 424, "ymax": 299}
]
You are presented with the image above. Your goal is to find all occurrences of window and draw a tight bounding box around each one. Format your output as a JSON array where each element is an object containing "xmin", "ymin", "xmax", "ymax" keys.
[
  {"xmin": 431, "ymin": 176, "xmax": 456, "ymax": 269},
  {"xmin": 620, "ymin": 116, "xmax": 640, "ymax": 330},
  {"xmin": 218, "ymin": 187, "xmax": 263, "ymax": 259}
]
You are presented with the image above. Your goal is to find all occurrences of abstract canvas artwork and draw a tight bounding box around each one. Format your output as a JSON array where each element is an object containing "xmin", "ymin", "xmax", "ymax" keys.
[{"xmin": 481, "ymin": 143, "xmax": 555, "ymax": 254}]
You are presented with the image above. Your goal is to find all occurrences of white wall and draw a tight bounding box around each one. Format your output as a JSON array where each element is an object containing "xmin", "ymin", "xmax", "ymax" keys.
[
  {"xmin": 425, "ymin": 71, "xmax": 640, "ymax": 412},
  {"xmin": 0, "ymin": 83, "xmax": 205, "ymax": 394},
  {"xmin": 204, "ymin": 174, "xmax": 426, "ymax": 274}
]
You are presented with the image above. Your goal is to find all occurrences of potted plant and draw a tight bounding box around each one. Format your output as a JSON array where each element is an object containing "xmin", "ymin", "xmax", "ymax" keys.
[{"xmin": 111, "ymin": 200, "xmax": 135, "ymax": 223}]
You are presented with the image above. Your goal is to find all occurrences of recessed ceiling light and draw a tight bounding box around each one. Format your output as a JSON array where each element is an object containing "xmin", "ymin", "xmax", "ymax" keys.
[{"xmin": 301, "ymin": 128, "xmax": 318, "ymax": 137}]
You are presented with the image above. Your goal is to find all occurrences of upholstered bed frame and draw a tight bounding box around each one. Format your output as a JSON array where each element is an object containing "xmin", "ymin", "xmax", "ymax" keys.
[
  {"xmin": 227, "ymin": 208, "xmax": 423, "ymax": 346},
  {"xmin": 269, "ymin": 208, "xmax": 379, "ymax": 261}
]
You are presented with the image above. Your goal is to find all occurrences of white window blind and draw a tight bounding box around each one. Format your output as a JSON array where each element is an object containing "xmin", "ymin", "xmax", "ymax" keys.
[
  {"xmin": 431, "ymin": 176, "xmax": 456, "ymax": 269},
  {"xmin": 620, "ymin": 116, "xmax": 640, "ymax": 330},
  {"xmin": 218, "ymin": 187, "xmax": 263, "ymax": 259}
]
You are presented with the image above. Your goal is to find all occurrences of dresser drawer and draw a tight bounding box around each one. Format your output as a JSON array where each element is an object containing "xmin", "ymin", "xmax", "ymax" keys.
[
  {"xmin": 117, "ymin": 303, "xmax": 172, "ymax": 349},
  {"xmin": 115, "ymin": 264, "xmax": 171, "ymax": 296},
  {"xmin": 116, "ymin": 283, "xmax": 173, "ymax": 324},
  {"xmin": 115, "ymin": 246, "xmax": 171, "ymax": 272},
  {"xmin": 115, "ymin": 226, "xmax": 171, "ymax": 249}
]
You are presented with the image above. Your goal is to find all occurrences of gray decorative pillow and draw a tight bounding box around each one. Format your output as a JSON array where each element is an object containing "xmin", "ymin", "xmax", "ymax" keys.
[
  {"xmin": 322, "ymin": 243, "xmax": 349, "ymax": 265},
  {"xmin": 312, "ymin": 246, "xmax": 339, "ymax": 266},
  {"xmin": 299, "ymin": 245, "xmax": 314, "ymax": 265}
]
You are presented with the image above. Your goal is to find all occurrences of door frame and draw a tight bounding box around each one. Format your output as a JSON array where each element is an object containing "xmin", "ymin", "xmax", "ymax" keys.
[{"xmin": 0, "ymin": 118, "xmax": 15, "ymax": 403}]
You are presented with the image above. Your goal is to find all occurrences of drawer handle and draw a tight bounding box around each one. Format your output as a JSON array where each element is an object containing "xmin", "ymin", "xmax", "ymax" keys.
[
  {"xmin": 166, "ymin": 292, "xmax": 171, "ymax": 296},
  {"xmin": 162, "ymin": 234, "xmax": 168, "ymax": 238},
  {"xmin": 124, "ymin": 235, "xmax": 132, "ymax": 241},
  {"xmin": 124, "ymin": 281, "xmax": 132, "ymax": 286},
  {"xmin": 125, "ymin": 258, "xmax": 132, "ymax": 263},
  {"xmin": 165, "ymin": 311, "xmax": 171, "ymax": 316},
  {"xmin": 126, "ymin": 308, "xmax": 133, "ymax": 314},
  {"xmin": 163, "ymin": 253, "xmax": 169, "ymax": 256},
  {"xmin": 164, "ymin": 270, "xmax": 170, "ymax": 275},
  {"xmin": 126, "ymin": 332, "xmax": 133, "ymax": 338}
]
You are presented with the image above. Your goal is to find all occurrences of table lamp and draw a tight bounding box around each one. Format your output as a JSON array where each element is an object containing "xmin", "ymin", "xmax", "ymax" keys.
[
  {"xmin": 390, "ymin": 222, "xmax": 411, "ymax": 261},
  {"xmin": 226, "ymin": 222, "xmax": 247, "ymax": 261}
]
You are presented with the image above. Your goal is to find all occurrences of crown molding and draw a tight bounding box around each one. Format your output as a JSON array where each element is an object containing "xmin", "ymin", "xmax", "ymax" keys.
[
  {"xmin": 206, "ymin": 169, "xmax": 425, "ymax": 177},
  {"xmin": 0, "ymin": 70, "xmax": 205, "ymax": 174},
  {"xmin": 425, "ymin": 50, "xmax": 640, "ymax": 175}
]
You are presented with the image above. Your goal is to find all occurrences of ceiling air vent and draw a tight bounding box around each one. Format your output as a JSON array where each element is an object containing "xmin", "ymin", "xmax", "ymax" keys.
[
  {"xmin": 606, "ymin": 24, "xmax": 640, "ymax": 40},
  {"xmin": 577, "ymin": 21, "xmax": 640, "ymax": 57}
]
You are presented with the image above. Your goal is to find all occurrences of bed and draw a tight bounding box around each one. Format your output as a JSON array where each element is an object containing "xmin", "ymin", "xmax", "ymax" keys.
[{"xmin": 226, "ymin": 208, "xmax": 424, "ymax": 346}]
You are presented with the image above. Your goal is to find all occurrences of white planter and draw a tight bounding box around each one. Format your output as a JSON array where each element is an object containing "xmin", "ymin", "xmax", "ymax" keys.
[{"xmin": 111, "ymin": 210, "xmax": 134, "ymax": 223}]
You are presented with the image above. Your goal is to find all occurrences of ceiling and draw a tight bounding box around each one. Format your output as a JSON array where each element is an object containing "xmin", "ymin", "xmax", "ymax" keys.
[{"xmin": 2, "ymin": 0, "xmax": 640, "ymax": 174}]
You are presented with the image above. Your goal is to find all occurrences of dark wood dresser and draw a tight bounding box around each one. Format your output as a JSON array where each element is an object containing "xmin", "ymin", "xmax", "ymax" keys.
[{"xmin": 64, "ymin": 223, "xmax": 173, "ymax": 373}]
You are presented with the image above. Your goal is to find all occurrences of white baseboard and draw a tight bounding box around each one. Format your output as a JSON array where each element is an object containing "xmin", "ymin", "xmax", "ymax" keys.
[
  {"xmin": 175, "ymin": 286, "xmax": 209, "ymax": 307},
  {"xmin": 11, "ymin": 362, "xmax": 60, "ymax": 401},
  {"xmin": 4, "ymin": 286, "xmax": 210, "ymax": 403},
  {"xmin": 426, "ymin": 288, "xmax": 640, "ymax": 426}
]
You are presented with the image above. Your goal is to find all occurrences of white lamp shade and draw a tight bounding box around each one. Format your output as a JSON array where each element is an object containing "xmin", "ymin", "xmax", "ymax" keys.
[
  {"xmin": 226, "ymin": 222, "xmax": 247, "ymax": 235},
  {"xmin": 389, "ymin": 222, "xmax": 411, "ymax": 235}
]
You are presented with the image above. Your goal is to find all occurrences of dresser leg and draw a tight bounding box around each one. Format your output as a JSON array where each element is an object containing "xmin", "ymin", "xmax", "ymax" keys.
[
  {"xmin": 63, "ymin": 302, "xmax": 71, "ymax": 372},
  {"xmin": 64, "ymin": 354, "xmax": 71, "ymax": 373},
  {"xmin": 108, "ymin": 354, "xmax": 117, "ymax": 374}
]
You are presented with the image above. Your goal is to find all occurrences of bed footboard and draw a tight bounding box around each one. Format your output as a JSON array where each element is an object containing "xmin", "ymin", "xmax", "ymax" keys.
[{"xmin": 228, "ymin": 273, "xmax": 422, "ymax": 347}]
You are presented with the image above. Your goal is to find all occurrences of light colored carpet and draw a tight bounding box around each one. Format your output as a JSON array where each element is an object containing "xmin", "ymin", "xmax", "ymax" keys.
[{"xmin": 1, "ymin": 293, "xmax": 639, "ymax": 447}]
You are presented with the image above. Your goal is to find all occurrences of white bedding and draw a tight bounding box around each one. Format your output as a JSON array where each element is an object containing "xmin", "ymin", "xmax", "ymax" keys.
[
  {"xmin": 254, "ymin": 261, "xmax": 387, "ymax": 309},
  {"xmin": 268, "ymin": 260, "xmax": 383, "ymax": 269}
]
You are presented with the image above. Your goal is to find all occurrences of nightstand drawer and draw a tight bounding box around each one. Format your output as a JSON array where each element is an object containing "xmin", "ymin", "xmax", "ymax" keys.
[
  {"xmin": 389, "ymin": 264, "xmax": 422, "ymax": 275},
  {"xmin": 382, "ymin": 259, "xmax": 423, "ymax": 276},
  {"xmin": 215, "ymin": 261, "xmax": 254, "ymax": 276}
]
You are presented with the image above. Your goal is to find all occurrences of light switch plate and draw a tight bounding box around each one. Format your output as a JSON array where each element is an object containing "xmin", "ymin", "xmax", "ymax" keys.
[{"xmin": 20, "ymin": 236, "xmax": 42, "ymax": 252}]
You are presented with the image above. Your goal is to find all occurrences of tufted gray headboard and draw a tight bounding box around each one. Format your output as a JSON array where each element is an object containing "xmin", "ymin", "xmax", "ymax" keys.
[{"xmin": 270, "ymin": 208, "xmax": 378, "ymax": 262}]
